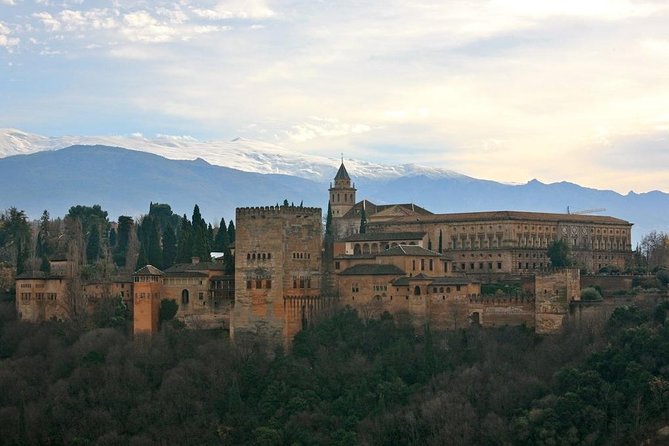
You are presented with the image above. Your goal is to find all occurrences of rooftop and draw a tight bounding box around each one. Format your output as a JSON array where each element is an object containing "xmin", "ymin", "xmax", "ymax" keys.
[
  {"xmin": 341, "ymin": 231, "xmax": 426, "ymax": 242},
  {"xmin": 378, "ymin": 245, "xmax": 443, "ymax": 257},
  {"xmin": 334, "ymin": 162, "xmax": 351, "ymax": 181},
  {"xmin": 373, "ymin": 210, "xmax": 632, "ymax": 226},
  {"xmin": 133, "ymin": 265, "xmax": 164, "ymax": 276},
  {"xmin": 339, "ymin": 264, "xmax": 406, "ymax": 276}
]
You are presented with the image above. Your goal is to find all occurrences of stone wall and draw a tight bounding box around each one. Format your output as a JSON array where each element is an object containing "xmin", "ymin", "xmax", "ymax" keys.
[
  {"xmin": 232, "ymin": 205, "xmax": 324, "ymax": 347},
  {"xmin": 581, "ymin": 275, "xmax": 634, "ymax": 294},
  {"xmin": 535, "ymin": 269, "xmax": 580, "ymax": 334}
]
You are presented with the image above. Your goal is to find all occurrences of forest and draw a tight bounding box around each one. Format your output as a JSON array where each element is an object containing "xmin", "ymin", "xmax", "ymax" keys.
[{"xmin": 1, "ymin": 295, "xmax": 669, "ymax": 445}]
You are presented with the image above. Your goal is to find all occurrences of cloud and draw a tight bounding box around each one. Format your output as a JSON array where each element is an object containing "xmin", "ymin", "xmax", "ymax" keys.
[
  {"xmin": 0, "ymin": 22, "xmax": 19, "ymax": 49},
  {"xmin": 283, "ymin": 117, "xmax": 373, "ymax": 143},
  {"xmin": 191, "ymin": 0, "xmax": 275, "ymax": 20}
]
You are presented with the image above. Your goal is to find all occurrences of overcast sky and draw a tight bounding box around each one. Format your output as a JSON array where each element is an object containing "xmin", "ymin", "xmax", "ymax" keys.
[{"xmin": 1, "ymin": 0, "xmax": 668, "ymax": 193}]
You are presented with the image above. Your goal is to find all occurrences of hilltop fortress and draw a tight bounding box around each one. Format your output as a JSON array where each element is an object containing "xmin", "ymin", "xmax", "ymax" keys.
[{"xmin": 15, "ymin": 161, "xmax": 633, "ymax": 345}]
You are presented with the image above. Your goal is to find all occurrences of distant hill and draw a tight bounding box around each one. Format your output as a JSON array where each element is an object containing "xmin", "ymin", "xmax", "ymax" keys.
[{"xmin": 0, "ymin": 144, "xmax": 667, "ymax": 243}]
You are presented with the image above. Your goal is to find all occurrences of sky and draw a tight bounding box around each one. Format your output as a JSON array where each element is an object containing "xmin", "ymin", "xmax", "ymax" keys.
[{"xmin": 1, "ymin": 0, "xmax": 668, "ymax": 193}]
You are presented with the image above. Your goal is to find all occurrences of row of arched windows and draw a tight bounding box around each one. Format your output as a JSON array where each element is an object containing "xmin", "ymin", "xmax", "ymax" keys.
[{"xmin": 246, "ymin": 252, "xmax": 272, "ymax": 261}]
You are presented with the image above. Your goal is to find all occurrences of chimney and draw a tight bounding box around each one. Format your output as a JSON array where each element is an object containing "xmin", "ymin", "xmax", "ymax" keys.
[{"xmin": 191, "ymin": 256, "xmax": 200, "ymax": 265}]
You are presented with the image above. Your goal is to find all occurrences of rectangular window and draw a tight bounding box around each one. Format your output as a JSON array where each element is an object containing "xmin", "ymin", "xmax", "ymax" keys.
[
  {"xmin": 335, "ymin": 261, "xmax": 340, "ymax": 270},
  {"xmin": 412, "ymin": 260, "xmax": 416, "ymax": 270},
  {"xmin": 429, "ymin": 259, "xmax": 433, "ymax": 271},
  {"xmin": 456, "ymin": 285, "xmax": 461, "ymax": 291},
  {"xmin": 497, "ymin": 262, "xmax": 502, "ymax": 269},
  {"xmin": 246, "ymin": 280, "xmax": 252, "ymax": 289},
  {"xmin": 421, "ymin": 259, "xmax": 425, "ymax": 270},
  {"xmin": 256, "ymin": 280, "xmax": 262, "ymax": 289},
  {"xmin": 199, "ymin": 292, "xmax": 205, "ymax": 300},
  {"xmin": 266, "ymin": 279, "xmax": 272, "ymax": 289}
]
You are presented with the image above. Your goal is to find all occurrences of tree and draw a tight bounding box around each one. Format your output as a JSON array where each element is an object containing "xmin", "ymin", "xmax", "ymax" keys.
[
  {"xmin": 581, "ymin": 287, "xmax": 602, "ymax": 301},
  {"xmin": 438, "ymin": 230, "xmax": 443, "ymax": 253},
  {"xmin": 191, "ymin": 205, "xmax": 210, "ymax": 262},
  {"xmin": 36, "ymin": 210, "xmax": 50, "ymax": 258},
  {"xmin": 39, "ymin": 255, "xmax": 50, "ymax": 274},
  {"xmin": 162, "ymin": 223, "xmax": 177, "ymax": 269},
  {"xmin": 547, "ymin": 239, "xmax": 571, "ymax": 267},
  {"xmin": 359, "ymin": 208, "xmax": 367, "ymax": 234},
  {"xmin": 113, "ymin": 216, "xmax": 133, "ymax": 267},
  {"xmin": 147, "ymin": 217, "xmax": 163, "ymax": 267},
  {"xmin": 213, "ymin": 218, "xmax": 230, "ymax": 252},
  {"xmin": 108, "ymin": 227, "xmax": 117, "ymax": 248},
  {"xmin": 325, "ymin": 202, "xmax": 333, "ymax": 236},
  {"xmin": 176, "ymin": 215, "xmax": 193, "ymax": 264},
  {"xmin": 159, "ymin": 299, "xmax": 179, "ymax": 325},
  {"xmin": 227, "ymin": 220, "xmax": 236, "ymax": 245},
  {"xmin": 640, "ymin": 231, "xmax": 668, "ymax": 271},
  {"xmin": 86, "ymin": 224, "xmax": 101, "ymax": 264}
]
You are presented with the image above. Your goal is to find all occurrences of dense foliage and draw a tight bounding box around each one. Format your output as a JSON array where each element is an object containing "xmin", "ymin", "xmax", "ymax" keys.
[{"xmin": 1, "ymin": 300, "xmax": 669, "ymax": 445}]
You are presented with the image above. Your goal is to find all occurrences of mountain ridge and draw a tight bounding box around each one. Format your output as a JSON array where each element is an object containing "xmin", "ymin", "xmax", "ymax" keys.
[{"xmin": 1, "ymin": 144, "xmax": 667, "ymax": 245}]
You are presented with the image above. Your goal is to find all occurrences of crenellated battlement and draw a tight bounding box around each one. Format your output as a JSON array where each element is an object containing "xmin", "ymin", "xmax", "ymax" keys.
[{"xmin": 236, "ymin": 205, "xmax": 322, "ymax": 217}]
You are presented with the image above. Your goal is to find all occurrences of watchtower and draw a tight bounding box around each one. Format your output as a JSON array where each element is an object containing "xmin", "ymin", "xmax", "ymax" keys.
[
  {"xmin": 132, "ymin": 265, "xmax": 164, "ymax": 335},
  {"xmin": 232, "ymin": 204, "xmax": 323, "ymax": 347}
]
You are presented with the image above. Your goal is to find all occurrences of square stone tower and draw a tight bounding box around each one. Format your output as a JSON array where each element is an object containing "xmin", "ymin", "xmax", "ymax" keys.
[{"xmin": 232, "ymin": 205, "xmax": 323, "ymax": 347}]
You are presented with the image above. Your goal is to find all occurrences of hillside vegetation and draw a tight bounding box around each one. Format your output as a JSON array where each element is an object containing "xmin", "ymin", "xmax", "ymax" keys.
[{"xmin": 1, "ymin": 300, "xmax": 669, "ymax": 445}]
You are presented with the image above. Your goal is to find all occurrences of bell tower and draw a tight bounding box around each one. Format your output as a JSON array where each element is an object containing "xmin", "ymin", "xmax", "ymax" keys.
[{"xmin": 328, "ymin": 159, "xmax": 356, "ymax": 220}]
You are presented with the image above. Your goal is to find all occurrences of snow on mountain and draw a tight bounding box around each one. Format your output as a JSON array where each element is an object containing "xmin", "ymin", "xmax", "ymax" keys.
[{"xmin": 0, "ymin": 129, "xmax": 467, "ymax": 182}]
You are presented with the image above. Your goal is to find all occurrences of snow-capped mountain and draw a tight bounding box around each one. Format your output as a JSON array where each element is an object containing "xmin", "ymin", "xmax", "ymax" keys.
[{"xmin": 0, "ymin": 129, "xmax": 467, "ymax": 182}]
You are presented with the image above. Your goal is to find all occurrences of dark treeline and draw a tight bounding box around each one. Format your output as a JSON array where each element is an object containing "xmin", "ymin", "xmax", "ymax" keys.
[
  {"xmin": 0, "ymin": 202, "xmax": 235, "ymax": 279},
  {"xmin": 1, "ymin": 300, "xmax": 669, "ymax": 445}
]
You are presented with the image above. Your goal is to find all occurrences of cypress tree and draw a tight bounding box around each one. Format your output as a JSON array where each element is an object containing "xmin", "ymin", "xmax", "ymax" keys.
[
  {"xmin": 40, "ymin": 255, "xmax": 51, "ymax": 274},
  {"xmin": 325, "ymin": 202, "xmax": 333, "ymax": 236},
  {"xmin": 36, "ymin": 210, "xmax": 50, "ymax": 258},
  {"xmin": 16, "ymin": 238, "xmax": 25, "ymax": 275},
  {"xmin": 114, "ymin": 216, "xmax": 133, "ymax": 267},
  {"xmin": 86, "ymin": 224, "xmax": 101, "ymax": 264},
  {"xmin": 109, "ymin": 227, "xmax": 117, "ymax": 248},
  {"xmin": 147, "ymin": 217, "xmax": 162, "ymax": 267},
  {"xmin": 214, "ymin": 218, "xmax": 230, "ymax": 251},
  {"xmin": 227, "ymin": 220, "xmax": 236, "ymax": 244},
  {"xmin": 162, "ymin": 223, "xmax": 177, "ymax": 269},
  {"xmin": 207, "ymin": 223, "xmax": 214, "ymax": 248},
  {"xmin": 192, "ymin": 205, "xmax": 204, "ymax": 229},
  {"xmin": 175, "ymin": 215, "xmax": 193, "ymax": 264},
  {"xmin": 359, "ymin": 208, "xmax": 367, "ymax": 234},
  {"xmin": 136, "ymin": 245, "xmax": 148, "ymax": 270},
  {"xmin": 438, "ymin": 229, "xmax": 443, "ymax": 253}
]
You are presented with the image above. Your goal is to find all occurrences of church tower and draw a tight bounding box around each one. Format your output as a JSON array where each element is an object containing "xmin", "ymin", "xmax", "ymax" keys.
[{"xmin": 329, "ymin": 160, "xmax": 356, "ymax": 220}]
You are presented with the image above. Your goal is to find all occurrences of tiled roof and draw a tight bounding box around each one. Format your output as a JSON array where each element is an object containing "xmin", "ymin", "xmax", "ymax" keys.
[
  {"xmin": 133, "ymin": 265, "xmax": 164, "ymax": 276},
  {"xmin": 341, "ymin": 231, "xmax": 426, "ymax": 242},
  {"xmin": 164, "ymin": 262, "xmax": 225, "ymax": 273},
  {"xmin": 378, "ymin": 245, "xmax": 443, "ymax": 257},
  {"xmin": 342, "ymin": 201, "xmax": 432, "ymax": 219},
  {"xmin": 16, "ymin": 271, "xmax": 65, "ymax": 280},
  {"xmin": 429, "ymin": 276, "xmax": 478, "ymax": 285},
  {"xmin": 373, "ymin": 210, "xmax": 631, "ymax": 225},
  {"xmin": 339, "ymin": 264, "xmax": 405, "ymax": 276}
]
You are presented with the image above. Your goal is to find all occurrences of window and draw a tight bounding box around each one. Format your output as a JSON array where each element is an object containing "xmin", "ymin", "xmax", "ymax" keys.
[
  {"xmin": 335, "ymin": 261, "xmax": 341, "ymax": 270},
  {"xmin": 497, "ymin": 262, "xmax": 502, "ymax": 269},
  {"xmin": 199, "ymin": 292, "xmax": 204, "ymax": 300},
  {"xmin": 246, "ymin": 280, "xmax": 252, "ymax": 289},
  {"xmin": 429, "ymin": 259, "xmax": 433, "ymax": 271},
  {"xmin": 182, "ymin": 289, "xmax": 190, "ymax": 304},
  {"xmin": 256, "ymin": 279, "xmax": 262, "ymax": 289},
  {"xmin": 266, "ymin": 279, "xmax": 272, "ymax": 289}
]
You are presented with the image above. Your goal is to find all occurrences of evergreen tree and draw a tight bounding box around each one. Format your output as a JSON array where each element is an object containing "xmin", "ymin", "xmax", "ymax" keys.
[
  {"xmin": 190, "ymin": 205, "xmax": 210, "ymax": 261},
  {"xmin": 86, "ymin": 224, "xmax": 101, "ymax": 264},
  {"xmin": 175, "ymin": 215, "xmax": 193, "ymax": 264},
  {"xmin": 438, "ymin": 229, "xmax": 443, "ymax": 253},
  {"xmin": 113, "ymin": 216, "xmax": 133, "ymax": 267},
  {"xmin": 16, "ymin": 238, "xmax": 26, "ymax": 275},
  {"xmin": 36, "ymin": 210, "xmax": 50, "ymax": 258},
  {"xmin": 207, "ymin": 223, "xmax": 214, "ymax": 248},
  {"xmin": 109, "ymin": 227, "xmax": 117, "ymax": 248},
  {"xmin": 147, "ymin": 217, "xmax": 163, "ymax": 267},
  {"xmin": 214, "ymin": 218, "xmax": 230, "ymax": 251},
  {"xmin": 135, "ymin": 245, "xmax": 148, "ymax": 270},
  {"xmin": 162, "ymin": 223, "xmax": 177, "ymax": 269},
  {"xmin": 325, "ymin": 202, "xmax": 333, "ymax": 236},
  {"xmin": 359, "ymin": 208, "xmax": 367, "ymax": 234},
  {"xmin": 39, "ymin": 255, "xmax": 51, "ymax": 274},
  {"xmin": 428, "ymin": 238, "xmax": 432, "ymax": 250},
  {"xmin": 227, "ymin": 220, "xmax": 236, "ymax": 244}
]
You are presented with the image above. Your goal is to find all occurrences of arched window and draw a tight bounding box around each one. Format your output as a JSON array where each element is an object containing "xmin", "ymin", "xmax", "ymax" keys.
[
  {"xmin": 414, "ymin": 286, "xmax": 421, "ymax": 296},
  {"xmin": 181, "ymin": 289, "xmax": 189, "ymax": 305},
  {"xmin": 354, "ymin": 244, "xmax": 362, "ymax": 255}
]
